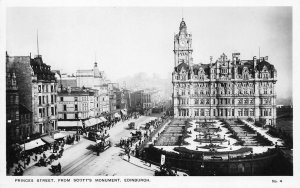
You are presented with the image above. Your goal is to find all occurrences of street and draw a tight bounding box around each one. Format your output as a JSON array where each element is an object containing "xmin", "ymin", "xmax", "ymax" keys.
[{"xmin": 23, "ymin": 115, "xmax": 159, "ymax": 176}]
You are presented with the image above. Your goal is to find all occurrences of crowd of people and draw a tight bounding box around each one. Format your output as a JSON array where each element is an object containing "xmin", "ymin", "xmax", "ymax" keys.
[
  {"xmin": 8, "ymin": 133, "xmax": 80, "ymax": 176},
  {"xmin": 120, "ymin": 115, "xmax": 169, "ymax": 161}
]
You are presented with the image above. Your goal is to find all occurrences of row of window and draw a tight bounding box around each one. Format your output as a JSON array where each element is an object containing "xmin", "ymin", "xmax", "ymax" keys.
[
  {"xmin": 60, "ymin": 96, "xmax": 89, "ymax": 102},
  {"xmin": 176, "ymin": 82, "xmax": 273, "ymax": 88},
  {"xmin": 60, "ymin": 112, "xmax": 90, "ymax": 120},
  {"xmin": 63, "ymin": 104, "xmax": 78, "ymax": 111},
  {"xmin": 175, "ymin": 74, "xmax": 273, "ymax": 81},
  {"xmin": 7, "ymin": 95, "xmax": 19, "ymax": 105},
  {"xmin": 178, "ymin": 108, "xmax": 270, "ymax": 117},
  {"xmin": 7, "ymin": 110, "xmax": 19, "ymax": 121},
  {"xmin": 38, "ymin": 84, "xmax": 56, "ymax": 93},
  {"xmin": 11, "ymin": 126, "xmax": 31, "ymax": 140},
  {"xmin": 260, "ymin": 98, "xmax": 272, "ymax": 105},
  {"xmin": 176, "ymin": 89, "xmax": 273, "ymax": 96},
  {"xmin": 38, "ymin": 106, "xmax": 57, "ymax": 118},
  {"xmin": 39, "ymin": 95, "xmax": 57, "ymax": 105},
  {"xmin": 177, "ymin": 98, "xmax": 261, "ymax": 105}
]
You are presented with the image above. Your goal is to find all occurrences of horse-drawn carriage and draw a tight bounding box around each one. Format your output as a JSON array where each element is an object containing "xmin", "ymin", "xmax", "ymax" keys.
[
  {"xmin": 130, "ymin": 130, "xmax": 142, "ymax": 141},
  {"xmin": 154, "ymin": 166, "xmax": 177, "ymax": 176},
  {"xmin": 94, "ymin": 134, "xmax": 111, "ymax": 154},
  {"xmin": 145, "ymin": 122, "xmax": 151, "ymax": 129},
  {"xmin": 128, "ymin": 122, "xmax": 136, "ymax": 129},
  {"xmin": 88, "ymin": 131, "xmax": 101, "ymax": 141}
]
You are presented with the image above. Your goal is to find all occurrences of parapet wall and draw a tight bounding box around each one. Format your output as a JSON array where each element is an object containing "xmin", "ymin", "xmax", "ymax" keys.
[{"xmin": 144, "ymin": 146, "xmax": 279, "ymax": 175}]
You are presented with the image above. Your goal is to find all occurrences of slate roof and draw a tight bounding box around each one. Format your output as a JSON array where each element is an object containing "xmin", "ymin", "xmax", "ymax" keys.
[
  {"xmin": 175, "ymin": 62, "xmax": 189, "ymax": 72},
  {"xmin": 30, "ymin": 56, "xmax": 56, "ymax": 82},
  {"xmin": 255, "ymin": 59, "xmax": 275, "ymax": 71}
]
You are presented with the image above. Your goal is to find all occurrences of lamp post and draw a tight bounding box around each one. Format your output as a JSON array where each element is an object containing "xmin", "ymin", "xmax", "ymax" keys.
[
  {"xmin": 7, "ymin": 120, "xmax": 12, "ymax": 140},
  {"xmin": 23, "ymin": 136, "xmax": 30, "ymax": 168}
]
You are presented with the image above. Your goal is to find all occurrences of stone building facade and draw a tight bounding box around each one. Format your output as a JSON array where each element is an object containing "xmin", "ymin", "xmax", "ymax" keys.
[
  {"xmin": 6, "ymin": 68, "xmax": 33, "ymax": 143},
  {"xmin": 98, "ymin": 84, "xmax": 110, "ymax": 113},
  {"xmin": 57, "ymin": 87, "xmax": 100, "ymax": 120},
  {"xmin": 57, "ymin": 88, "xmax": 89, "ymax": 120},
  {"xmin": 6, "ymin": 54, "xmax": 58, "ymax": 135},
  {"xmin": 76, "ymin": 62, "xmax": 110, "ymax": 114},
  {"xmin": 172, "ymin": 19, "xmax": 277, "ymax": 126},
  {"xmin": 130, "ymin": 90, "xmax": 153, "ymax": 115}
]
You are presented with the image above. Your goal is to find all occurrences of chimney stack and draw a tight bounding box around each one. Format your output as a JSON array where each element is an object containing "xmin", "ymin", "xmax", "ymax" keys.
[{"xmin": 264, "ymin": 56, "xmax": 268, "ymax": 61}]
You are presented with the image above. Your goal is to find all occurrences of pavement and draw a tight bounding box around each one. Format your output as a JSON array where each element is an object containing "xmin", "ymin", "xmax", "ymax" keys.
[
  {"xmin": 8, "ymin": 136, "xmax": 82, "ymax": 176},
  {"xmin": 121, "ymin": 154, "xmax": 188, "ymax": 176},
  {"xmin": 242, "ymin": 120, "xmax": 284, "ymax": 146},
  {"xmin": 22, "ymin": 115, "xmax": 163, "ymax": 176}
]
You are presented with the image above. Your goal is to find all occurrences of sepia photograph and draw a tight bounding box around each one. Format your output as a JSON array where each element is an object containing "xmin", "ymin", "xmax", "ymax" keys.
[{"xmin": 1, "ymin": 1, "xmax": 299, "ymax": 188}]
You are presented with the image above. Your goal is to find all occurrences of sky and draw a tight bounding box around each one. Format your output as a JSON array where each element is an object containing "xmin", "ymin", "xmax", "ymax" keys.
[{"xmin": 6, "ymin": 7, "xmax": 292, "ymax": 100}]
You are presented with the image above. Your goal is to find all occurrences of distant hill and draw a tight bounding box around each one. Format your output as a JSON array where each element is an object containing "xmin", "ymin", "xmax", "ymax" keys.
[
  {"xmin": 115, "ymin": 72, "xmax": 172, "ymax": 99},
  {"xmin": 277, "ymin": 97, "xmax": 293, "ymax": 106}
]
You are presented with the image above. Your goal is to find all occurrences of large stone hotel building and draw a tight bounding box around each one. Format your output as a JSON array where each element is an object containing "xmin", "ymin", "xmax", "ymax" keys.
[{"xmin": 172, "ymin": 19, "xmax": 277, "ymax": 126}]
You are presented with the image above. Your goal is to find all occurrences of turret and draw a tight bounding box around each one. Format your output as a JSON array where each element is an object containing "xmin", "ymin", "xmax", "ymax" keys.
[
  {"xmin": 179, "ymin": 18, "xmax": 187, "ymax": 35},
  {"xmin": 253, "ymin": 56, "xmax": 257, "ymax": 79}
]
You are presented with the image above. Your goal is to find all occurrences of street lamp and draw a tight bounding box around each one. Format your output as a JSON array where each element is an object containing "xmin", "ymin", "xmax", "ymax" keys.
[
  {"xmin": 7, "ymin": 120, "xmax": 12, "ymax": 138},
  {"xmin": 23, "ymin": 136, "xmax": 30, "ymax": 168}
]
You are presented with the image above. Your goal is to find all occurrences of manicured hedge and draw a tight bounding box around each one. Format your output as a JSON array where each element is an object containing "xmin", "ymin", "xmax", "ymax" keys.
[{"xmin": 173, "ymin": 146, "xmax": 252, "ymax": 155}]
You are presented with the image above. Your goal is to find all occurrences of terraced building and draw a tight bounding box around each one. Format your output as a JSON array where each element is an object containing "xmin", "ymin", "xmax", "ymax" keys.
[{"xmin": 172, "ymin": 19, "xmax": 277, "ymax": 126}]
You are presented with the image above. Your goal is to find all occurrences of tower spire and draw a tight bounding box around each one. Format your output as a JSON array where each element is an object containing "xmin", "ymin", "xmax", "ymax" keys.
[
  {"xmin": 37, "ymin": 29, "xmax": 39, "ymax": 56},
  {"xmin": 181, "ymin": 8, "xmax": 184, "ymax": 20}
]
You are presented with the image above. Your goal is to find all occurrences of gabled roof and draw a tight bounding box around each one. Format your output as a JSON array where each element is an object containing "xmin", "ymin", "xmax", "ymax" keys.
[
  {"xmin": 256, "ymin": 59, "xmax": 275, "ymax": 71},
  {"xmin": 30, "ymin": 56, "xmax": 56, "ymax": 81},
  {"xmin": 175, "ymin": 62, "xmax": 189, "ymax": 72},
  {"xmin": 190, "ymin": 63, "xmax": 210, "ymax": 75},
  {"xmin": 237, "ymin": 61, "xmax": 254, "ymax": 74}
]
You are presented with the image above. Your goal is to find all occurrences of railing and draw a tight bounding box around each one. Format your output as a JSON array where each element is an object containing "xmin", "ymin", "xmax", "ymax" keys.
[{"xmin": 137, "ymin": 118, "xmax": 170, "ymax": 153}]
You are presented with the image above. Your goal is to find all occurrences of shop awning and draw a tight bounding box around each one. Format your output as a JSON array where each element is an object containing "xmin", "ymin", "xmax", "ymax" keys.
[
  {"xmin": 57, "ymin": 121, "xmax": 83, "ymax": 128},
  {"xmin": 100, "ymin": 117, "xmax": 107, "ymax": 122},
  {"xmin": 41, "ymin": 136, "xmax": 55, "ymax": 144},
  {"xmin": 21, "ymin": 138, "xmax": 45, "ymax": 151},
  {"xmin": 95, "ymin": 118, "xmax": 103, "ymax": 124},
  {"xmin": 89, "ymin": 118, "xmax": 97, "ymax": 126},
  {"xmin": 53, "ymin": 132, "xmax": 67, "ymax": 139},
  {"xmin": 84, "ymin": 119, "xmax": 92, "ymax": 127}
]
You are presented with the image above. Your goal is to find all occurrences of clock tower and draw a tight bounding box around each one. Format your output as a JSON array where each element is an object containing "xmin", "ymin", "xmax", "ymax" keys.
[{"xmin": 174, "ymin": 18, "xmax": 193, "ymax": 67}]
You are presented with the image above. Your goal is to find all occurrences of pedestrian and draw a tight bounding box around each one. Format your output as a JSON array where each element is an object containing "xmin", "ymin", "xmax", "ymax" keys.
[
  {"xmin": 127, "ymin": 153, "xmax": 130, "ymax": 162},
  {"xmin": 34, "ymin": 154, "xmax": 38, "ymax": 162},
  {"xmin": 57, "ymin": 162, "xmax": 61, "ymax": 173},
  {"xmin": 26, "ymin": 156, "xmax": 30, "ymax": 165}
]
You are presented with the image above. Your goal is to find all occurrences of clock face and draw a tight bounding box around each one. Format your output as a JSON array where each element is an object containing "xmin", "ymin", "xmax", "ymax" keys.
[{"xmin": 179, "ymin": 40, "xmax": 186, "ymax": 47}]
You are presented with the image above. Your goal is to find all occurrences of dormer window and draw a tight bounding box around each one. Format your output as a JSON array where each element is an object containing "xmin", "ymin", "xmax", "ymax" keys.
[
  {"xmin": 263, "ymin": 73, "xmax": 269, "ymax": 79},
  {"xmin": 221, "ymin": 68, "xmax": 228, "ymax": 73}
]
